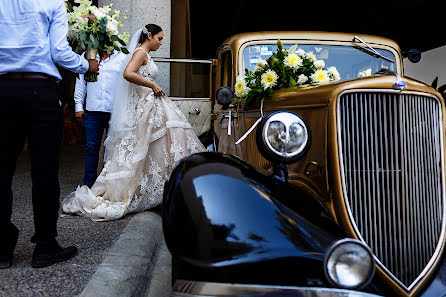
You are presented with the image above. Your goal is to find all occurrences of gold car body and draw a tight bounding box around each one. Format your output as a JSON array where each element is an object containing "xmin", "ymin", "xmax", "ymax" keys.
[{"xmin": 212, "ymin": 31, "xmax": 446, "ymax": 297}]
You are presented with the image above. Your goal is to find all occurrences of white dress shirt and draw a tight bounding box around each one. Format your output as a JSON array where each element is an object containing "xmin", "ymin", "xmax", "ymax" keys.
[
  {"xmin": 0, "ymin": 0, "xmax": 89, "ymax": 80},
  {"xmin": 74, "ymin": 53, "xmax": 127, "ymax": 113}
]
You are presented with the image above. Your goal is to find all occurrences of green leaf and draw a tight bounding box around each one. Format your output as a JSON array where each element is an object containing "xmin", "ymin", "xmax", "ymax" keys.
[
  {"xmin": 111, "ymin": 35, "xmax": 126, "ymax": 46},
  {"xmin": 277, "ymin": 39, "xmax": 282, "ymax": 51},
  {"xmin": 121, "ymin": 47, "xmax": 129, "ymax": 54},
  {"xmin": 80, "ymin": 32, "xmax": 86, "ymax": 42},
  {"xmin": 267, "ymin": 88, "xmax": 274, "ymax": 97},
  {"xmin": 270, "ymin": 57, "xmax": 279, "ymax": 67}
]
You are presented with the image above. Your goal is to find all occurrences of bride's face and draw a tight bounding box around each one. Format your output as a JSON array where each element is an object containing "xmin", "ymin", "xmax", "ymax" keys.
[{"xmin": 148, "ymin": 31, "xmax": 164, "ymax": 51}]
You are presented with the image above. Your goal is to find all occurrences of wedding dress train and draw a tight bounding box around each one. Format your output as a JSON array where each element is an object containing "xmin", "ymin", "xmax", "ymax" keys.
[{"xmin": 62, "ymin": 49, "xmax": 206, "ymax": 221}]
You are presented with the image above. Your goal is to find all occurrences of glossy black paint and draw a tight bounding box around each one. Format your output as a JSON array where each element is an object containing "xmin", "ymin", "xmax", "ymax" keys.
[
  {"xmin": 161, "ymin": 153, "xmax": 446, "ymax": 296},
  {"xmin": 162, "ymin": 152, "xmax": 351, "ymax": 286}
]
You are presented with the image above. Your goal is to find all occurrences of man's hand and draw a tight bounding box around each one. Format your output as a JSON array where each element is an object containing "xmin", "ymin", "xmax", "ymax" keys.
[
  {"xmin": 88, "ymin": 59, "xmax": 99, "ymax": 74},
  {"xmin": 75, "ymin": 111, "xmax": 85, "ymax": 123}
]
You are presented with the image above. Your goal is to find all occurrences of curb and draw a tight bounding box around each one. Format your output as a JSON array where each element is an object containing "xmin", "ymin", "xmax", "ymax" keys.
[{"xmin": 78, "ymin": 210, "xmax": 171, "ymax": 297}]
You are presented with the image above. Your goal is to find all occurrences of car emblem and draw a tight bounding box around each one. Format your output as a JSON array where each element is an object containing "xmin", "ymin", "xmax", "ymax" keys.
[{"xmin": 393, "ymin": 74, "xmax": 406, "ymax": 90}]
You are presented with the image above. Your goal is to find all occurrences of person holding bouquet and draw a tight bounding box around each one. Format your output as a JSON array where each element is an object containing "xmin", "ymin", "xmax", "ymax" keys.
[
  {"xmin": 0, "ymin": 0, "xmax": 99, "ymax": 269},
  {"xmin": 62, "ymin": 24, "xmax": 206, "ymax": 221},
  {"xmin": 74, "ymin": 50, "xmax": 127, "ymax": 188}
]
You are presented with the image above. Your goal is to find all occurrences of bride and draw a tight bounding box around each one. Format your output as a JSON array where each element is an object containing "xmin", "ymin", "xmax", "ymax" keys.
[{"xmin": 62, "ymin": 24, "xmax": 206, "ymax": 221}]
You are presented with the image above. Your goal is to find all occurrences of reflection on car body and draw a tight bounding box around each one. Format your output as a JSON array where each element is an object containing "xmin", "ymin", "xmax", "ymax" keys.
[{"xmin": 162, "ymin": 31, "xmax": 446, "ymax": 297}]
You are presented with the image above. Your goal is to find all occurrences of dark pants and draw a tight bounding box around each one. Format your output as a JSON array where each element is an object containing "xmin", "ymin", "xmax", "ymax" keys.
[
  {"xmin": 0, "ymin": 79, "xmax": 63, "ymax": 248},
  {"xmin": 83, "ymin": 111, "xmax": 110, "ymax": 188}
]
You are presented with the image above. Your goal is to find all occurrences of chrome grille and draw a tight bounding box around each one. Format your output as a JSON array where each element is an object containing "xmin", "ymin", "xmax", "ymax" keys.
[{"xmin": 337, "ymin": 91, "xmax": 445, "ymax": 288}]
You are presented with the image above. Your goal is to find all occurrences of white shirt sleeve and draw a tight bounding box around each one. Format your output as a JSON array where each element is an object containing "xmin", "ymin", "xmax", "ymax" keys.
[
  {"xmin": 49, "ymin": 0, "xmax": 89, "ymax": 74},
  {"xmin": 74, "ymin": 74, "xmax": 87, "ymax": 112}
]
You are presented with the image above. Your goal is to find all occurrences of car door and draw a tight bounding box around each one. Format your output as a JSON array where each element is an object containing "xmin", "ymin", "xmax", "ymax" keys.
[{"xmin": 152, "ymin": 57, "xmax": 215, "ymax": 140}]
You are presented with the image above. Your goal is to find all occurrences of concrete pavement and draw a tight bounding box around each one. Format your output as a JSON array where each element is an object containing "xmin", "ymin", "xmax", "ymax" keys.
[{"xmin": 0, "ymin": 144, "xmax": 171, "ymax": 297}]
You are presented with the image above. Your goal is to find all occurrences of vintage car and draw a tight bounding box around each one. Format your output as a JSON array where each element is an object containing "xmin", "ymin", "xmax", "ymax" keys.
[{"xmin": 161, "ymin": 31, "xmax": 446, "ymax": 297}]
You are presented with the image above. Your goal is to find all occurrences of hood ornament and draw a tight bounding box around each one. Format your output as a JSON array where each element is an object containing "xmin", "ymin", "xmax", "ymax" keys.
[{"xmin": 393, "ymin": 74, "xmax": 406, "ymax": 90}]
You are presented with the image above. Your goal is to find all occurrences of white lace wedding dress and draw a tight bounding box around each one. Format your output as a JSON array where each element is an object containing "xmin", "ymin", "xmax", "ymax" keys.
[{"xmin": 62, "ymin": 49, "xmax": 206, "ymax": 221}]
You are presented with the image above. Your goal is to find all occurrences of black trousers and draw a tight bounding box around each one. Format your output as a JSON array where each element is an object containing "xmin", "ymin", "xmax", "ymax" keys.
[{"xmin": 0, "ymin": 79, "xmax": 63, "ymax": 246}]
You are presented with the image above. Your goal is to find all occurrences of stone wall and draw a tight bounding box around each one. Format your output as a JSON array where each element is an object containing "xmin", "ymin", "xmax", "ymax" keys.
[{"xmin": 99, "ymin": 0, "xmax": 171, "ymax": 94}]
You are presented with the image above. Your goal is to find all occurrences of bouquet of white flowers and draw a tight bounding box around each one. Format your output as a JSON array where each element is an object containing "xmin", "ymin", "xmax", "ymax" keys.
[
  {"xmin": 66, "ymin": 0, "xmax": 130, "ymax": 81},
  {"xmin": 234, "ymin": 39, "xmax": 341, "ymax": 106}
]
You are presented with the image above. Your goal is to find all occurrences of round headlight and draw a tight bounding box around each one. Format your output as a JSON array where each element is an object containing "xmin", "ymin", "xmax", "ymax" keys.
[
  {"xmin": 256, "ymin": 111, "xmax": 310, "ymax": 163},
  {"xmin": 324, "ymin": 239, "xmax": 375, "ymax": 290}
]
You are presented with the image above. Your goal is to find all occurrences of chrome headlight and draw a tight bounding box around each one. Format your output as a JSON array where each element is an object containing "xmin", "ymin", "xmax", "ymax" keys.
[
  {"xmin": 324, "ymin": 239, "xmax": 375, "ymax": 290},
  {"xmin": 256, "ymin": 111, "xmax": 310, "ymax": 163}
]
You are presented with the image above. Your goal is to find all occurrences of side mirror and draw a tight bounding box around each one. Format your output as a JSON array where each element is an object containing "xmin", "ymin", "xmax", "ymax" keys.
[
  {"xmin": 215, "ymin": 86, "xmax": 234, "ymax": 106},
  {"xmin": 403, "ymin": 49, "xmax": 421, "ymax": 63}
]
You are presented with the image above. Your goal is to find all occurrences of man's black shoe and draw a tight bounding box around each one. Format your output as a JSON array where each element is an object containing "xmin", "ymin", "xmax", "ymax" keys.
[
  {"xmin": 0, "ymin": 226, "xmax": 19, "ymax": 269},
  {"xmin": 31, "ymin": 243, "xmax": 78, "ymax": 268},
  {"xmin": 0, "ymin": 257, "xmax": 12, "ymax": 269}
]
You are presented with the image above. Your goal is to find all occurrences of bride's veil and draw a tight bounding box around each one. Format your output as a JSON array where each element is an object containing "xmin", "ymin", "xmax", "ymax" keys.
[{"xmin": 104, "ymin": 28, "xmax": 143, "ymax": 161}]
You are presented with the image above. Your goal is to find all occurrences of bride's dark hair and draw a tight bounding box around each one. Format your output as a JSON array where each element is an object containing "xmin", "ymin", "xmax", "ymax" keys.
[{"xmin": 138, "ymin": 24, "xmax": 163, "ymax": 44}]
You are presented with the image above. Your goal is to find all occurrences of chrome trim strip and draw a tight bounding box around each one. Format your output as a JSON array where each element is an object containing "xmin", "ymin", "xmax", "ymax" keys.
[
  {"xmin": 169, "ymin": 97, "xmax": 211, "ymax": 101},
  {"xmin": 152, "ymin": 57, "xmax": 212, "ymax": 64},
  {"xmin": 172, "ymin": 280, "xmax": 383, "ymax": 297},
  {"xmin": 336, "ymin": 89, "xmax": 446, "ymax": 291}
]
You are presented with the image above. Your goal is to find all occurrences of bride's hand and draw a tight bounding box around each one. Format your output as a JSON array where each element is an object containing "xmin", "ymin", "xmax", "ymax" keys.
[{"xmin": 152, "ymin": 83, "xmax": 165, "ymax": 97}]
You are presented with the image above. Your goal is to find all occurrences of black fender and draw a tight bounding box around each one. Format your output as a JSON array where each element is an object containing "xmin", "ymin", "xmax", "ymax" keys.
[{"xmin": 162, "ymin": 152, "xmax": 346, "ymax": 270}]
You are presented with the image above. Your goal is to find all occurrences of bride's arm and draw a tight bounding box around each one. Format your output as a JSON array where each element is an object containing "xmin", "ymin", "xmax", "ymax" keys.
[{"xmin": 123, "ymin": 50, "xmax": 165, "ymax": 96}]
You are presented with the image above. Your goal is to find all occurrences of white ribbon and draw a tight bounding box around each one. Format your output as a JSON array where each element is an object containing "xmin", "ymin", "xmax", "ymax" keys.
[{"xmin": 235, "ymin": 99, "xmax": 264, "ymax": 145}]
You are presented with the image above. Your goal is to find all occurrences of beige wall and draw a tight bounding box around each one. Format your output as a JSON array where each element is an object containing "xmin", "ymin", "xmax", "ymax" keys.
[{"xmin": 404, "ymin": 45, "xmax": 446, "ymax": 89}]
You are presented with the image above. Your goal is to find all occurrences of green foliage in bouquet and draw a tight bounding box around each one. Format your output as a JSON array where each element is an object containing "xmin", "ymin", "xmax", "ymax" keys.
[
  {"xmin": 234, "ymin": 39, "xmax": 341, "ymax": 106},
  {"xmin": 66, "ymin": 0, "xmax": 130, "ymax": 81}
]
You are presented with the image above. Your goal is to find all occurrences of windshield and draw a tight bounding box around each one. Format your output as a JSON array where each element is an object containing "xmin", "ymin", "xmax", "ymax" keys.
[{"xmin": 242, "ymin": 43, "xmax": 397, "ymax": 81}]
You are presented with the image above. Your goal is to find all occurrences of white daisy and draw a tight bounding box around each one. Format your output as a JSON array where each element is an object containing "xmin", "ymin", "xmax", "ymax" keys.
[
  {"xmin": 327, "ymin": 66, "xmax": 341, "ymax": 81},
  {"xmin": 311, "ymin": 69, "xmax": 330, "ymax": 84},
  {"xmin": 235, "ymin": 75, "xmax": 250, "ymax": 97},
  {"xmin": 283, "ymin": 53, "xmax": 303, "ymax": 71},
  {"xmin": 261, "ymin": 69, "xmax": 279, "ymax": 90}
]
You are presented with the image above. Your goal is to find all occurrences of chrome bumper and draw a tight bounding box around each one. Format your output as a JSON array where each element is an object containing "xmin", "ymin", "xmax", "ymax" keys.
[{"xmin": 171, "ymin": 280, "xmax": 382, "ymax": 297}]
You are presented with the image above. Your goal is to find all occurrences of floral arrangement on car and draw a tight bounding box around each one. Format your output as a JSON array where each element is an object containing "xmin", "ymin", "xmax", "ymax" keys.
[
  {"xmin": 234, "ymin": 39, "xmax": 341, "ymax": 106},
  {"xmin": 65, "ymin": 0, "xmax": 130, "ymax": 81}
]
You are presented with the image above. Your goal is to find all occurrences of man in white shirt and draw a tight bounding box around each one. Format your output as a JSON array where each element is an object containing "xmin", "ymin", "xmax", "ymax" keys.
[{"xmin": 74, "ymin": 50, "xmax": 126, "ymax": 188}]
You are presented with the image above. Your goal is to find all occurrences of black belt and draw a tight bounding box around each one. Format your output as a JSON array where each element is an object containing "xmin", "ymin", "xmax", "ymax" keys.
[{"xmin": 0, "ymin": 72, "xmax": 55, "ymax": 81}]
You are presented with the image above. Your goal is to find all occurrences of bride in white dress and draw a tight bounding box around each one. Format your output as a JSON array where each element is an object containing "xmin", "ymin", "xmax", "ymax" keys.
[{"xmin": 62, "ymin": 24, "xmax": 206, "ymax": 221}]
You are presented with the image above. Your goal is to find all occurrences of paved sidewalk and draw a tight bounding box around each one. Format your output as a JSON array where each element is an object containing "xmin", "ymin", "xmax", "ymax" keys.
[{"xmin": 0, "ymin": 144, "xmax": 171, "ymax": 297}]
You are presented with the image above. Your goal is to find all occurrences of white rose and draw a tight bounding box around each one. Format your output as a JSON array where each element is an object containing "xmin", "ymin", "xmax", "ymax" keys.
[
  {"xmin": 314, "ymin": 60, "xmax": 325, "ymax": 69},
  {"xmin": 296, "ymin": 48, "xmax": 305, "ymax": 56},
  {"xmin": 106, "ymin": 21, "xmax": 118, "ymax": 35},
  {"xmin": 306, "ymin": 52, "xmax": 316, "ymax": 62},
  {"xmin": 297, "ymin": 74, "xmax": 308, "ymax": 84},
  {"xmin": 90, "ymin": 6, "xmax": 105, "ymax": 20}
]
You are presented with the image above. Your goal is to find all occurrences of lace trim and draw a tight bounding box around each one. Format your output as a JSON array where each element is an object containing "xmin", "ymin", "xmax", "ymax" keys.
[
  {"xmin": 115, "ymin": 134, "xmax": 138, "ymax": 168},
  {"xmin": 186, "ymin": 130, "xmax": 201, "ymax": 153},
  {"xmin": 150, "ymin": 127, "xmax": 167, "ymax": 143},
  {"xmin": 170, "ymin": 134, "xmax": 185, "ymax": 162},
  {"xmin": 101, "ymin": 170, "xmax": 135, "ymax": 180},
  {"xmin": 166, "ymin": 120, "xmax": 192, "ymax": 129},
  {"xmin": 153, "ymin": 99, "xmax": 164, "ymax": 128},
  {"xmin": 163, "ymin": 145, "xmax": 170, "ymax": 167}
]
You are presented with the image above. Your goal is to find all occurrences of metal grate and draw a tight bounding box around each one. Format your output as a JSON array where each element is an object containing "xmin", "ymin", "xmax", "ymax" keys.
[{"xmin": 337, "ymin": 91, "xmax": 444, "ymax": 288}]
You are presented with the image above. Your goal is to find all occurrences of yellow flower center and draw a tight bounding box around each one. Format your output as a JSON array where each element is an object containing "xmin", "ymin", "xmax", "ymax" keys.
[{"xmin": 265, "ymin": 74, "xmax": 274, "ymax": 82}]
